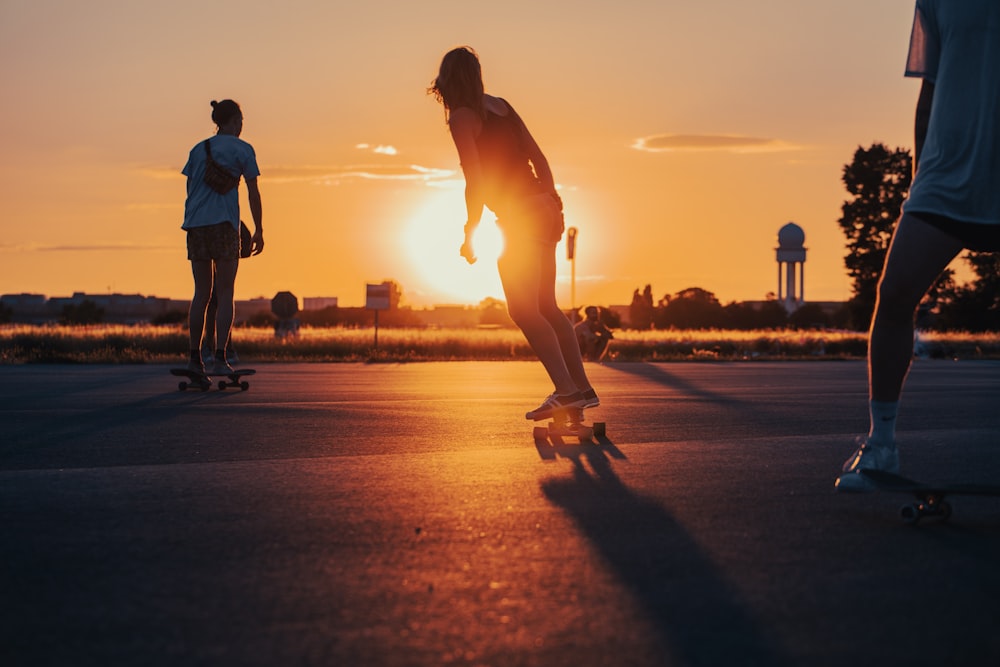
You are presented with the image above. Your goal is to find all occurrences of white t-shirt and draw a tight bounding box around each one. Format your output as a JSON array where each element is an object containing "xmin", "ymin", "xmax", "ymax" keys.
[
  {"xmin": 181, "ymin": 134, "xmax": 261, "ymax": 230},
  {"xmin": 903, "ymin": 0, "xmax": 1000, "ymax": 225}
]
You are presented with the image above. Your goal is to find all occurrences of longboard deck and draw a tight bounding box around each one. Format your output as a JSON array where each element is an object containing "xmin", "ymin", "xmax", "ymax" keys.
[{"xmin": 860, "ymin": 469, "xmax": 1000, "ymax": 497}]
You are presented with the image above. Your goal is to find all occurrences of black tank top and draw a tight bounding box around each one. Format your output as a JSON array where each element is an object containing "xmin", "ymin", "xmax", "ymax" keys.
[{"xmin": 475, "ymin": 100, "xmax": 543, "ymax": 214}]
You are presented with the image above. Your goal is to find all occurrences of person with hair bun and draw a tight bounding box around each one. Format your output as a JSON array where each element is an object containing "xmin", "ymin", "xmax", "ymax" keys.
[
  {"xmin": 181, "ymin": 99, "xmax": 263, "ymax": 375},
  {"xmin": 429, "ymin": 47, "xmax": 598, "ymax": 421}
]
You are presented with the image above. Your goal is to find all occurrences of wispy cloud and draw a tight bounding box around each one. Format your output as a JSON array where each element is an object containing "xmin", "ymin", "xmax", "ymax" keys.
[
  {"xmin": 632, "ymin": 134, "xmax": 802, "ymax": 154},
  {"xmin": 40, "ymin": 242, "xmax": 175, "ymax": 252},
  {"xmin": 1, "ymin": 241, "xmax": 175, "ymax": 253},
  {"xmin": 139, "ymin": 163, "xmax": 457, "ymax": 186},
  {"xmin": 271, "ymin": 164, "xmax": 457, "ymax": 185},
  {"xmin": 356, "ymin": 143, "xmax": 399, "ymax": 156}
]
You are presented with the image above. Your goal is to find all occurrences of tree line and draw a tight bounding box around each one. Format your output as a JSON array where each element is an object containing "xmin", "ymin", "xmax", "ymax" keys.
[{"xmin": 626, "ymin": 286, "xmax": 846, "ymax": 331}]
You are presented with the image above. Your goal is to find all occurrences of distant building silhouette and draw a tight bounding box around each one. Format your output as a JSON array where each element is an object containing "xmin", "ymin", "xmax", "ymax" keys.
[
  {"xmin": 1, "ymin": 292, "xmax": 187, "ymax": 324},
  {"xmin": 0, "ymin": 292, "xmax": 338, "ymax": 325},
  {"xmin": 304, "ymin": 297, "xmax": 338, "ymax": 310}
]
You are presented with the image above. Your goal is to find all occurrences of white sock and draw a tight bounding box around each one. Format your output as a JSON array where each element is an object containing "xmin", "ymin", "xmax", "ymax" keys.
[{"xmin": 868, "ymin": 400, "xmax": 898, "ymax": 446}]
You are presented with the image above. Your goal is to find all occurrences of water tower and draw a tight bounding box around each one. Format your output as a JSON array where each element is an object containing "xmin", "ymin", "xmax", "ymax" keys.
[{"xmin": 776, "ymin": 222, "xmax": 806, "ymax": 312}]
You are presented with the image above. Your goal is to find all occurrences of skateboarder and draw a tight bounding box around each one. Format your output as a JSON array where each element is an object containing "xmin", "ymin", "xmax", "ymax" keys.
[
  {"xmin": 429, "ymin": 46, "xmax": 598, "ymax": 419},
  {"xmin": 837, "ymin": 0, "xmax": 1000, "ymax": 491},
  {"xmin": 181, "ymin": 99, "xmax": 263, "ymax": 376},
  {"xmin": 575, "ymin": 306, "xmax": 614, "ymax": 362}
]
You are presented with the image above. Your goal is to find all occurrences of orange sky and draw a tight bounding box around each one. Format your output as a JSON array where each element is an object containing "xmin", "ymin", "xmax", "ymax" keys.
[{"xmin": 0, "ymin": 0, "xmax": 931, "ymax": 309}]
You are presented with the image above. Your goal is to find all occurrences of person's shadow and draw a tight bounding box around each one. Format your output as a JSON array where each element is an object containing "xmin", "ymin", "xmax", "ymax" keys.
[{"xmin": 540, "ymin": 445, "xmax": 790, "ymax": 667}]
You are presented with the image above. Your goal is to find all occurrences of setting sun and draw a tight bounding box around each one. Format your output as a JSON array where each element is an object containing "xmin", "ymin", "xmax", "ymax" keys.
[{"xmin": 402, "ymin": 189, "xmax": 506, "ymax": 305}]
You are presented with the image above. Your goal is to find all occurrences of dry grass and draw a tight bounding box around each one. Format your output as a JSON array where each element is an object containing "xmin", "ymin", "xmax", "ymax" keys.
[{"xmin": 1, "ymin": 323, "xmax": 998, "ymax": 363}]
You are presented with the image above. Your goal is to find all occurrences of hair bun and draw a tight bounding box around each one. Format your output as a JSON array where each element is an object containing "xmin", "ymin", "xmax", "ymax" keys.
[{"xmin": 210, "ymin": 100, "xmax": 218, "ymax": 108}]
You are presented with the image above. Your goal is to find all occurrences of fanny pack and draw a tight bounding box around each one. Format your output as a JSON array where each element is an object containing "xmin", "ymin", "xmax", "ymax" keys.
[{"xmin": 202, "ymin": 139, "xmax": 240, "ymax": 194}]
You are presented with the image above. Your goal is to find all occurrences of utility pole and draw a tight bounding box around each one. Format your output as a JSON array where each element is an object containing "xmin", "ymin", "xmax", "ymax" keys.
[{"xmin": 566, "ymin": 227, "xmax": 578, "ymax": 313}]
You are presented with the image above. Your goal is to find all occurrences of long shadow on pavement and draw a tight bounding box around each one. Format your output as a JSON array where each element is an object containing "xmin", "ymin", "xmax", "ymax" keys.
[
  {"xmin": 0, "ymin": 390, "xmax": 238, "ymax": 470},
  {"xmin": 541, "ymin": 446, "xmax": 791, "ymax": 667},
  {"xmin": 604, "ymin": 362, "xmax": 751, "ymax": 407}
]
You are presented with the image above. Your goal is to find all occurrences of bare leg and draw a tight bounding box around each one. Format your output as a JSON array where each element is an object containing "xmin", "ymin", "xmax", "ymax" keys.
[
  {"xmin": 498, "ymin": 242, "xmax": 579, "ymax": 396},
  {"xmin": 535, "ymin": 245, "xmax": 592, "ymax": 391},
  {"xmin": 204, "ymin": 283, "xmax": 217, "ymax": 356},
  {"xmin": 188, "ymin": 259, "xmax": 215, "ymax": 351},
  {"xmin": 212, "ymin": 258, "xmax": 239, "ymax": 353},
  {"xmin": 869, "ymin": 213, "xmax": 962, "ymax": 402}
]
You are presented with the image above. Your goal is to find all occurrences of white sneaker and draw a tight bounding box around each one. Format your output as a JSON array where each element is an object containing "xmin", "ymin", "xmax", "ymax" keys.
[
  {"xmin": 835, "ymin": 437, "xmax": 900, "ymax": 493},
  {"xmin": 525, "ymin": 392, "xmax": 586, "ymax": 421}
]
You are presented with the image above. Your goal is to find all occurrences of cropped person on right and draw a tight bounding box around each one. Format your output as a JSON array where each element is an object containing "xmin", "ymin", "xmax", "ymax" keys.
[{"xmin": 836, "ymin": 0, "xmax": 1000, "ymax": 491}]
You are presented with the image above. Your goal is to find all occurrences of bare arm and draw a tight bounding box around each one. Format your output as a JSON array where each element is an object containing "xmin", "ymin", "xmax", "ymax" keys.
[
  {"xmin": 448, "ymin": 107, "xmax": 484, "ymax": 263},
  {"xmin": 245, "ymin": 177, "xmax": 264, "ymax": 256},
  {"xmin": 520, "ymin": 125, "xmax": 555, "ymax": 194},
  {"xmin": 514, "ymin": 110, "xmax": 562, "ymax": 212},
  {"xmin": 913, "ymin": 79, "xmax": 934, "ymax": 177}
]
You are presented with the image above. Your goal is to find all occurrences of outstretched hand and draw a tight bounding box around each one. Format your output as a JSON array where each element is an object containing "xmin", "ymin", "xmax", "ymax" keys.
[{"xmin": 460, "ymin": 241, "xmax": 477, "ymax": 265}]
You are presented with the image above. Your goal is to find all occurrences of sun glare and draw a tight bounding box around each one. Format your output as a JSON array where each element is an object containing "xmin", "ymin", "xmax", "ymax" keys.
[{"xmin": 403, "ymin": 190, "xmax": 506, "ymax": 305}]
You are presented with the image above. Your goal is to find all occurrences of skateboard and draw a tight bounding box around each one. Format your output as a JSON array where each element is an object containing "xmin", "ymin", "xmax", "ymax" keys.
[
  {"xmin": 860, "ymin": 469, "xmax": 1000, "ymax": 524},
  {"xmin": 532, "ymin": 406, "xmax": 606, "ymax": 443},
  {"xmin": 170, "ymin": 368, "xmax": 256, "ymax": 392}
]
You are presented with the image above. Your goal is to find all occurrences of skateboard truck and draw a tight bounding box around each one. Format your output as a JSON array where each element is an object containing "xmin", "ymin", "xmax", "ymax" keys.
[
  {"xmin": 533, "ymin": 407, "xmax": 606, "ymax": 443},
  {"xmin": 214, "ymin": 370, "xmax": 254, "ymax": 391}
]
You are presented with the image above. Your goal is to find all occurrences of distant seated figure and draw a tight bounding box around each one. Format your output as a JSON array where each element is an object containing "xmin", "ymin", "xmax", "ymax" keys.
[
  {"xmin": 575, "ymin": 306, "xmax": 614, "ymax": 361},
  {"xmin": 274, "ymin": 317, "xmax": 300, "ymax": 339}
]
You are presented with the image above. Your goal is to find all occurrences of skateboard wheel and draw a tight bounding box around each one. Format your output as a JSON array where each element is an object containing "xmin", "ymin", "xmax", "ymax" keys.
[
  {"xmin": 178, "ymin": 381, "xmax": 187, "ymax": 391},
  {"xmin": 240, "ymin": 381, "xmax": 249, "ymax": 391},
  {"xmin": 592, "ymin": 422, "xmax": 606, "ymax": 437},
  {"xmin": 900, "ymin": 504, "xmax": 920, "ymax": 525},
  {"xmin": 533, "ymin": 426, "xmax": 548, "ymax": 441},
  {"xmin": 218, "ymin": 381, "xmax": 227, "ymax": 391}
]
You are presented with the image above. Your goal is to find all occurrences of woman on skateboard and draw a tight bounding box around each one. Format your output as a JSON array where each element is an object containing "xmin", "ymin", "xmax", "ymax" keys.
[
  {"xmin": 181, "ymin": 99, "xmax": 263, "ymax": 375},
  {"xmin": 429, "ymin": 46, "xmax": 598, "ymax": 420}
]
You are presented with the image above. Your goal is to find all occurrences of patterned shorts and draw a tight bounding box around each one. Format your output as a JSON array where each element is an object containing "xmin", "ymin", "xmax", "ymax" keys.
[{"xmin": 187, "ymin": 222, "xmax": 239, "ymax": 261}]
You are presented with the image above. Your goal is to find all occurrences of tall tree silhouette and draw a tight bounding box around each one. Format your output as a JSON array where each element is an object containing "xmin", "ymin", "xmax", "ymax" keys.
[{"xmin": 837, "ymin": 143, "xmax": 912, "ymax": 329}]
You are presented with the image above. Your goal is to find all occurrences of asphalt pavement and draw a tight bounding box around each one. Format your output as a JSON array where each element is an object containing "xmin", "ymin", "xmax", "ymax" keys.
[{"xmin": 2, "ymin": 360, "xmax": 1000, "ymax": 666}]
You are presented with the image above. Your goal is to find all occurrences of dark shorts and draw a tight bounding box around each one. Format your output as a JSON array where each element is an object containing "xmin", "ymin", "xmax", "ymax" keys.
[
  {"xmin": 496, "ymin": 193, "xmax": 565, "ymax": 247},
  {"xmin": 187, "ymin": 222, "xmax": 239, "ymax": 261},
  {"xmin": 911, "ymin": 212, "xmax": 1000, "ymax": 252}
]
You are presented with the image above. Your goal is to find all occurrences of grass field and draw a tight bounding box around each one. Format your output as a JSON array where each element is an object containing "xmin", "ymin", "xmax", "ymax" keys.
[{"xmin": 2, "ymin": 324, "xmax": 1000, "ymax": 364}]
